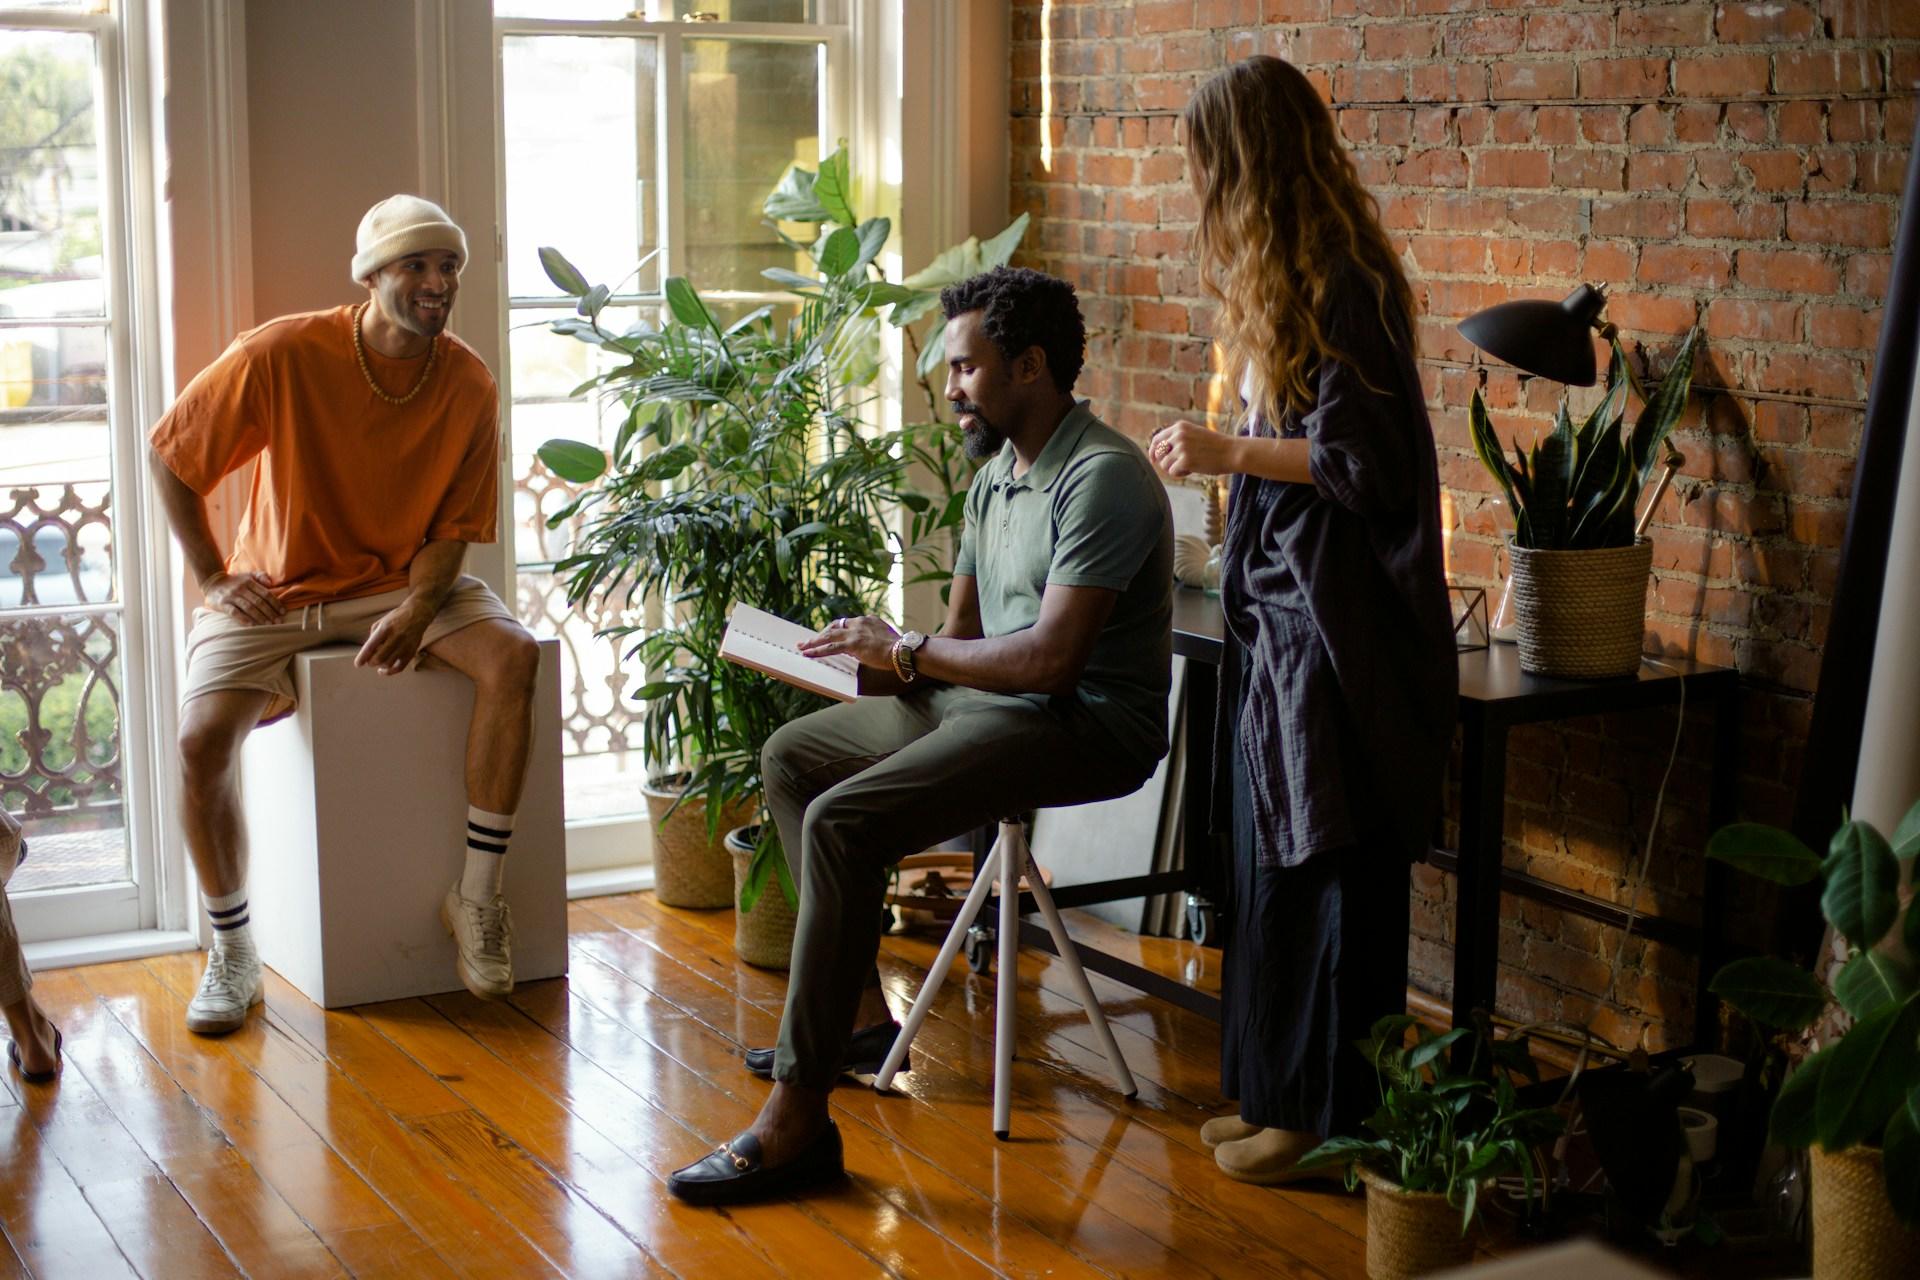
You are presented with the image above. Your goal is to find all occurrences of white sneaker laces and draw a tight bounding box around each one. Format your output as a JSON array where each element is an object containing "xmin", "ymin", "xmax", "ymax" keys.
[
  {"xmin": 199, "ymin": 947, "xmax": 252, "ymax": 996},
  {"xmin": 464, "ymin": 897, "xmax": 511, "ymax": 956}
]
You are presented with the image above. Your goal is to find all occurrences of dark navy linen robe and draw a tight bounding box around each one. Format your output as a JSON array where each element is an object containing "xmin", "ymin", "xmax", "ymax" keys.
[{"xmin": 1212, "ymin": 263, "xmax": 1458, "ymax": 869}]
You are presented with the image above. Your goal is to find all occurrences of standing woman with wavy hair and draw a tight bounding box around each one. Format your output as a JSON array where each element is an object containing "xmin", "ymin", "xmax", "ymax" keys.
[{"xmin": 1149, "ymin": 55, "xmax": 1457, "ymax": 1184}]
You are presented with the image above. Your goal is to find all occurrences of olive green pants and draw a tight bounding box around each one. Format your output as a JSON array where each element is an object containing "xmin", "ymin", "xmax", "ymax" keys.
[{"xmin": 765, "ymin": 685, "xmax": 1154, "ymax": 1088}]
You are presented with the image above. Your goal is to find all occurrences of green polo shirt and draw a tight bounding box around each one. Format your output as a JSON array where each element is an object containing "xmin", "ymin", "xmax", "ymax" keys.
[{"xmin": 953, "ymin": 402, "xmax": 1174, "ymax": 770}]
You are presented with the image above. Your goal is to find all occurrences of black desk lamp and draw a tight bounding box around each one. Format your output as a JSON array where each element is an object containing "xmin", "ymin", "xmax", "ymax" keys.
[
  {"xmin": 1458, "ymin": 282, "xmax": 1683, "ymax": 538},
  {"xmin": 1457, "ymin": 283, "xmax": 1611, "ymax": 387}
]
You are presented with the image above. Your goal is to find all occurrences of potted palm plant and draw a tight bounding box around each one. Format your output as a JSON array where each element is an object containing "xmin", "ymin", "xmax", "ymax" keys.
[
  {"xmin": 535, "ymin": 144, "xmax": 1016, "ymax": 964},
  {"xmin": 1469, "ymin": 332, "xmax": 1699, "ymax": 678},
  {"xmin": 1296, "ymin": 1018, "xmax": 1563, "ymax": 1278},
  {"xmin": 1705, "ymin": 797, "xmax": 1920, "ymax": 1277}
]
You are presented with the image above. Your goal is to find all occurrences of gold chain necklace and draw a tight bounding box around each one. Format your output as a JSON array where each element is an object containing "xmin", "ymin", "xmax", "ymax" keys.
[{"xmin": 352, "ymin": 302, "xmax": 439, "ymax": 406}]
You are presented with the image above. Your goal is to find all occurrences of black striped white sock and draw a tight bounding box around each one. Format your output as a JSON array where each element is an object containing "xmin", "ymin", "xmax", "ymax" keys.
[
  {"xmin": 203, "ymin": 886, "xmax": 254, "ymax": 954},
  {"xmin": 460, "ymin": 805, "xmax": 514, "ymax": 902}
]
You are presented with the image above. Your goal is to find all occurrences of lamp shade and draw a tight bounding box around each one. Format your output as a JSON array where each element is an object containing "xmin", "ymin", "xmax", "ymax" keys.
[{"xmin": 1457, "ymin": 284, "xmax": 1608, "ymax": 386}]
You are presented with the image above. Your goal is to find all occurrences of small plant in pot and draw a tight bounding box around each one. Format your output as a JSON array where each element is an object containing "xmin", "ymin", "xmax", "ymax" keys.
[
  {"xmin": 1297, "ymin": 1017, "xmax": 1563, "ymax": 1279},
  {"xmin": 537, "ymin": 144, "xmax": 1009, "ymax": 959},
  {"xmin": 1469, "ymin": 331, "xmax": 1699, "ymax": 679},
  {"xmin": 1705, "ymin": 796, "xmax": 1920, "ymax": 1277}
]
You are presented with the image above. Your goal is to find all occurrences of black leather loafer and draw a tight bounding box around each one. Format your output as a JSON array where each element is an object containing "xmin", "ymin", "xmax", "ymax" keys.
[
  {"xmin": 743, "ymin": 1020, "xmax": 909, "ymax": 1080},
  {"xmin": 667, "ymin": 1123, "xmax": 845, "ymax": 1205}
]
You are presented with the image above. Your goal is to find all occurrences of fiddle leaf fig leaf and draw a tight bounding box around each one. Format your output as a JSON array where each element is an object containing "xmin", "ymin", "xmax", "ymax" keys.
[
  {"xmin": 903, "ymin": 239, "xmax": 979, "ymax": 290},
  {"xmin": 1815, "ymin": 996, "xmax": 1920, "ymax": 1152},
  {"xmin": 1834, "ymin": 950, "xmax": 1917, "ymax": 1020},
  {"xmin": 889, "ymin": 290, "xmax": 942, "ymax": 328},
  {"xmin": 763, "ymin": 164, "xmax": 831, "ymax": 222},
  {"xmin": 813, "ymin": 144, "xmax": 856, "ymax": 226},
  {"xmin": 818, "ymin": 226, "xmax": 861, "ymax": 278},
  {"xmin": 978, "ymin": 211, "xmax": 1030, "ymax": 270},
  {"xmin": 538, "ymin": 246, "xmax": 589, "ymax": 297},
  {"xmin": 536, "ymin": 438, "xmax": 606, "ymax": 484},
  {"xmin": 915, "ymin": 319, "xmax": 948, "ymax": 380},
  {"xmin": 1892, "ymin": 795, "xmax": 1920, "ymax": 862},
  {"xmin": 852, "ymin": 282, "xmax": 916, "ymax": 310},
  {"xmin": 1825, "ymin": 819, "xmax": 1901, "ymax": 949},
  {"xmin": 853, "ymin": 217, "xmax": 891, "ymax": 273},
  {"xmin": 1709, "ymin": 955, "xmax": 1828, "ymax": 1030},
  {"xmin": 1706, "ymin": 823, "xmax": 1824, "ymax": 885}
]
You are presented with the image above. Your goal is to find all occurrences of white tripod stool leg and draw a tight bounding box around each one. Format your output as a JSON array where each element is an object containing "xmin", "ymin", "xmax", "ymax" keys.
[
  {"xmin": 1026, "ymin": 854, "xmax": 1137, "ymax": 1099},
  {"xmin": 874, "ymin": 837, "xmax": 1002, "ymax": 1092},
  {"xmin": 994, "ymin": 821, "xmax": 1022, "ymax": 1139}
]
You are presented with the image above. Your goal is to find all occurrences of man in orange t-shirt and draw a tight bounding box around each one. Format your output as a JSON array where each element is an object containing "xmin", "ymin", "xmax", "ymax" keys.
[{"xmin": 149, "ymin": 195, "xmax": 535, "ymax": 1035}]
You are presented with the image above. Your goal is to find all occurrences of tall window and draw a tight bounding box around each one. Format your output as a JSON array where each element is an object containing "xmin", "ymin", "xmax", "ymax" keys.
[
  {"xmin": 495, "ymin": 1, "xmax": 845, "ymax": 844},
  {"xmin": 1, "ymin": 0, "xmax": 162, "ymax": 941}
]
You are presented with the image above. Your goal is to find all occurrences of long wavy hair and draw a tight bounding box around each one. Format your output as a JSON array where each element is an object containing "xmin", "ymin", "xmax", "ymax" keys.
[{"xmin": 1182, "ymin": 56, "xmax": 1416, "ymax": 426}]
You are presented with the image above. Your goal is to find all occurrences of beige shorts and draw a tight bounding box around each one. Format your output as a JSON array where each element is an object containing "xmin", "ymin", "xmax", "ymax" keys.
[{"xmin": 181, "ymin": 575, "xmax": 518, "ymax": 726}]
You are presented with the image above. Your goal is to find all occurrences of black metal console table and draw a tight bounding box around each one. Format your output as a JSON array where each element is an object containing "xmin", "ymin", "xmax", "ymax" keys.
[{"xmin": 1005, "ymin": 588, "xmax": 1743, "ymax": 1046}]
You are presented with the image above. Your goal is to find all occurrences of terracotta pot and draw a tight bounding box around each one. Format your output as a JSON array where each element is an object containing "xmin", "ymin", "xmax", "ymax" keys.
[
  {"xmin": 1507, "ymin": 538, "xmax": 1654, "ymax": 679},
  {"xmin": 642, "ymin": 772, "xmax": 757, "ymax": 909},
  {"xmin": 1810, "ymin": 1145, "xmax": 1920, "ymax": 1278},
  {"xmin": 1358, "ymin": 1169, "xmax": 1477, "ymax": 1279},
  {"xmin": 727, "ymin": 825, "xmax": 797, "ymax": 970}
]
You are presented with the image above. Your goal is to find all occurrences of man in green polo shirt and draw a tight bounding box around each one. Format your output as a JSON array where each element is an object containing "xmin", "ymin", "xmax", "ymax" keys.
[{"xmin": 668, "ymin": 266, "xmax": 1174, "ymax": 1204}]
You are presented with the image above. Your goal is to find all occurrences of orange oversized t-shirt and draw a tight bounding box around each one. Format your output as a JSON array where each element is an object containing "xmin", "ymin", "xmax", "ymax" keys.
[{"xmin": 150, "ymin": 305, "xmax": 499, "ymax": 608}]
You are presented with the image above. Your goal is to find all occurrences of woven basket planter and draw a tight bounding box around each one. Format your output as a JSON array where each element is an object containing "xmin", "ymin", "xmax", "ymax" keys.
[
  {"xmin": 1358, "ymin": 1170, "xmax": 1478, "ymax": 1279},
  {"xmin": 643, "ymin": 773, "xmax": 758, "ymax": 910},
  {"xmin": 727, "ymin": 825, "xmax": 798, "ymax": 970},
  {"xmin": 1811, "ymin": 1145, "xmax": 1920, "ymax": 1278},
  {"xmin": 1507, "ymin": 538, "xmax": 1654, "ymax": 679}
]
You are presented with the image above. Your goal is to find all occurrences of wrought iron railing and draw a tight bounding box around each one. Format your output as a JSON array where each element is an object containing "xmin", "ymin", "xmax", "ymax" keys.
[
  {"xmin": 512, "ymin": 460, "xmax": 646, "ymax": 764},
  {"xmin": 1, "ymin": 481, "xmax": 124, "ymax": 832},
  {"xmin": 0, "ymin": 468, "xmax": 649, "ymax": 847}
]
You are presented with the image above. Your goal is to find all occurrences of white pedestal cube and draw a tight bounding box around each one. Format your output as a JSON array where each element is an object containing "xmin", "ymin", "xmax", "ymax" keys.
[{"xmin": 239, "ymin": 639, "xmax": 568, "ymax": 1007}]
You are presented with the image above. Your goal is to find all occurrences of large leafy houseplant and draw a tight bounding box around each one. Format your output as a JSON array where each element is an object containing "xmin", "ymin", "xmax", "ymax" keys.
[
  {"xmin": 1468, "ymin": 330, "xmax": 1700, "ymax": 551},
  {"xmin": 1705, "ymin": 796, "xmax": 1920, "ymax": 1227},
  {"xmin": 1296, "ymin": 1017, "xmax": 1564, "ymax": 1230},
  {"xmin": 535, "ymin": 144, "xmax": 1024, "ymax": 911}
]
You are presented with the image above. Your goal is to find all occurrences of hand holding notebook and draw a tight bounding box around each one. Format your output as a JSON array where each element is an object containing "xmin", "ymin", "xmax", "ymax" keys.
[{"xmin": 719, "ymin": 605, "xmax": 861, "ymax": 702}]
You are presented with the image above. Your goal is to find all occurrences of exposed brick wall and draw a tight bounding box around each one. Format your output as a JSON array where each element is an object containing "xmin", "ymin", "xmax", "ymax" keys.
[{"xmin": 1009, "ymin": 0, "xmax": 1919, "ymax": 1051}]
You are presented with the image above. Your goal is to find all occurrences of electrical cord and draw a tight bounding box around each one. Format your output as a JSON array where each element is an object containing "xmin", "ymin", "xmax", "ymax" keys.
[{"xmin": 1599, "ymin": 656, "xmax": 1689, "ymax": 1017}]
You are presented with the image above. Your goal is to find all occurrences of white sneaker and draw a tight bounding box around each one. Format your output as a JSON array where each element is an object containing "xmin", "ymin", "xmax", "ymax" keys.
[
  {"xmin": 442, "ymin": 883, "xmax": 514, "ymax": 999},
  {"xmin": 186, "ymin": 946, "xmax": 263, "ymax": 1035}
]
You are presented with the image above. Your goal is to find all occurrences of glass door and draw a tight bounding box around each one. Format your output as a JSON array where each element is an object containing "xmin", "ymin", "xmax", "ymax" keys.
[
  {"xmin": 495, "ymin": 3, "xmax": 843, "ymax": 870},
  {"xmin": 1, "ymin": 1, "xmax": 162, "ymax": 942}
]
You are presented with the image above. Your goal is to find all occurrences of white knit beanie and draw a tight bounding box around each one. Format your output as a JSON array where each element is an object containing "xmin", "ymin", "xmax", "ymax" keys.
[{"xmin": 350, "ymin": 194, "xmax": 468, "ymax": 283}]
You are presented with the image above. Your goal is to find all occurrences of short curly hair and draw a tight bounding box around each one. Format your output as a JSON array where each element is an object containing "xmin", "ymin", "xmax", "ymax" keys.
[{"xmin": 939, "ymin": 266, "xmax": 1086, "ymax": 393}]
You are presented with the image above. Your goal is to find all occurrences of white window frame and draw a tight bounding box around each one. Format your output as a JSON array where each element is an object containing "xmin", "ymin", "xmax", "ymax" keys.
[
  {"xmin": 490, "ymin": 3, "xmax": 865, "ymax": 888},
  {"xmin": 5, "ymin": 0, "xmax": 192, "ymax": 962}
]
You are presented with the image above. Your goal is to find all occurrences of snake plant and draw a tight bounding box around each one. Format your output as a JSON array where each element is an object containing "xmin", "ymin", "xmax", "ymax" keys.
[{"xmin": 1470, "ymin": 330, "xmax": 1699, "ymax": 550}]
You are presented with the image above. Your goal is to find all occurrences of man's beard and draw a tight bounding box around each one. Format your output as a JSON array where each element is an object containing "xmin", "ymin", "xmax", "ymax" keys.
[{"xmin": 957, "ymin": 403, "xmax": 1005, "ymax": 460}]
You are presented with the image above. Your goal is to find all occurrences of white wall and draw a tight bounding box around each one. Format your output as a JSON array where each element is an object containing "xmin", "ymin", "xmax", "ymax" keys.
[{"xmin": 163, "ymin": 0, "xmax": 505, "ymax": 592}]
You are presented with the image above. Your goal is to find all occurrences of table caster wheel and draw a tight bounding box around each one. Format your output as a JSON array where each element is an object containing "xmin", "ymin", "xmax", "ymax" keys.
[
  {"xmin": 966, "ymin": 926, "xmax": 994, "ymax": 974},
  {"xmin": 1186, "ymin": 899, "xmax": 1217, "ymax": 946}
]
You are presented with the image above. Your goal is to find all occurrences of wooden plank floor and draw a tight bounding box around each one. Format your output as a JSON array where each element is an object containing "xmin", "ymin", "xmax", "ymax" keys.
[{"xmin": 1, "ymin": 893, "xmax": 1375, "ymax": 1279}]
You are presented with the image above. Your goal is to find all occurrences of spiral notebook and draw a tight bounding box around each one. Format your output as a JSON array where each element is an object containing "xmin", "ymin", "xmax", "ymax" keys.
[{"xmin": 719, "ymin": 604, "xmax": 860, "ymax": 702}]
